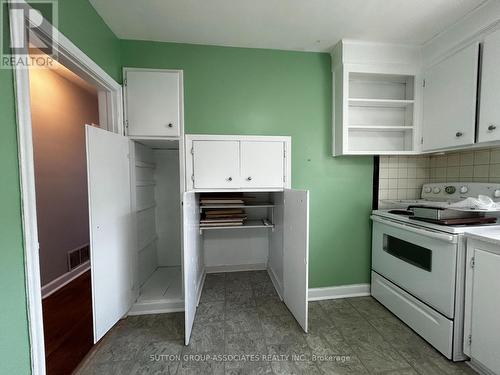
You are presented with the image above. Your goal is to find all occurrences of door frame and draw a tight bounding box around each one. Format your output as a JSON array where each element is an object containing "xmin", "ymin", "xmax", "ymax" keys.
[{"xmin": 9, "ymin": 2, "xmax": 123, "ymax": 374}]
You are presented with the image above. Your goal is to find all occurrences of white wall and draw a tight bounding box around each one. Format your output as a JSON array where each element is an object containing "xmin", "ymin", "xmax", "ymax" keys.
[
  {"xmin": 134, "ymin": 142, "xmax": 158, "ymax": 286},
  {"xmin": 203, "ymin": 230, "xmax": 269, "ymax": 269},
  {"xmin": 154, "ymin": 149, "xmax": 181, "ymax": 266},
  {"xmin": 30, "ymin": 67, "xmax": 98, "ymax": 286}
]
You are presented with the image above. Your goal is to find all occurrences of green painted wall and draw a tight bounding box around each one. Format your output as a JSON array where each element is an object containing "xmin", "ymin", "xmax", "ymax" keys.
[
  {"xmin": 2, "ymin": 2, "xmax": 374, "ymax": 371},
  {"xmin": 0, "ymin": 1, "xmax": 121, "ymax": 373},
  {"xmin": 121, "ymin": 40, "xmax": 374, "ymax": 288}
]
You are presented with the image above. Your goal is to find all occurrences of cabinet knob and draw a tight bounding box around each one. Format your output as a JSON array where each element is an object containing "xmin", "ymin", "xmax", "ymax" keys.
[
  {"xmin": 488, "ymin": 124, "xmax": 497, "ymax": 131},
  {"xmin": 247, "ymin": 177, "xmax": 252, "ymax": 181},
  {"xmin": 455, "ymin": 132, "xmax": 463, "ymax": 137},
  {"xmin": 227, "ymin": 177, "xmax": 232, "ymax": 182},
  {"xmin": 167, "ymin": 123, "xmax": 173, "ymax": 128}
]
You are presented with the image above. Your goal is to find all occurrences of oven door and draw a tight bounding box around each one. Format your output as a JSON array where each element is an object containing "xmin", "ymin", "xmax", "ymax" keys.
[{"xmin": 371, "ymin": 216, "xmax": 458, "ymax": 318}]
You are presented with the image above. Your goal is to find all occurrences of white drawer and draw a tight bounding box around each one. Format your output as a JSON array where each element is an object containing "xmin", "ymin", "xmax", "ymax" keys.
[{"xmin": 371, "ymin": 271, "xmax": 453, "ymax": 359}]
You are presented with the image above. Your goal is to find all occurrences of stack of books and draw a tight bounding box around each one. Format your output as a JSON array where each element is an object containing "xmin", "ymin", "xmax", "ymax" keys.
[{"xmin": 200, "ymin": 195, "xmax": 248, "ymax": 228}]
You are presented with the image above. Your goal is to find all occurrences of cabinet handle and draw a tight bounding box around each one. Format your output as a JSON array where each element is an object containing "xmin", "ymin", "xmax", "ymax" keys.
[
  {"xmin": 247, "ymin": 177, "xmax": 252, "ymax": 181},
  {"xmin": 167, "ymin": 123, "xmax": 173, "ymax": 128},
  {"xmin": 488, "ymin": 124, "xmax": 497, "ymax": 131},
  {"xmin": 455, "ymin": 132, "xmax": 463, "ymax": 137},
  {"xmin": 227, "ymin": 177, "xmax": 232, "ymax": 182}
]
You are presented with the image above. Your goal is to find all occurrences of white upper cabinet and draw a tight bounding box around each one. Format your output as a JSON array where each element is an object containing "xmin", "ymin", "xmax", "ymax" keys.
[
  {"xmin": 185, "ymin": 135, "xmax": 290, "ymax": 191},
  {"xmin": 124, "ymin": 68, "xmax": 183, "ymax": 138},
  {"xmin": 422, "ymin": 43, "xmax": 479, "ymax": 152},
  {"xmin": 332, "ymin": 40, "xmax": 421, "ymax": 156},
  {"xmin": 478, "ymin": 29, "xmax": 500, "ymax": 144},
  {"xmin": 240, "ymin": 141, "xmax": 284, "ymax": 189},
  {"xmin": 192, "ymin": 140, "xmax": 240, "ymax": 189}
]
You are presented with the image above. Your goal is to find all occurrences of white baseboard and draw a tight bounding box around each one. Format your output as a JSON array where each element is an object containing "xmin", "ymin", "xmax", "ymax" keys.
[
  {"xmin": 41, "ymin": 261, "xmax": 91, "ymax": 299},
  {"xmin": 308, "ymin": 283, "xmax": 371, "ymax": 301},
  {"xmin": 205, "ymin": 263, "xmax": 267, "ymax": 274}
]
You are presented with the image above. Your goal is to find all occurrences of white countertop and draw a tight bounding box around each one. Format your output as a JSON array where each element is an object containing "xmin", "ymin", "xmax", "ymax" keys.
[{"xmin": 465, "ymin": 227, "xmax": 500, "ymax": 246}]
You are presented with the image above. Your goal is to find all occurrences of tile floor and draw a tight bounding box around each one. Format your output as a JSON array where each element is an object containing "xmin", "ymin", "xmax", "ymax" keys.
[{"xmin": 76, "ymin": 271, "xmax": 477, "ymax": 374}]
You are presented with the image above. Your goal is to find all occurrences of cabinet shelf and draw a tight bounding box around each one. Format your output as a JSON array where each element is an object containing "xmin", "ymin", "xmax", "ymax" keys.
[
  {"xmin": 200, "ymin": 203, "xmax": 274, "ymax": 211},
  {"xmin": 199, "ymin": 219, "xmax": 274, "ymax": 234},
  {"xmin": 135, "ymin": 161, "xmax": 156, "ymax": 169},
  {"xmin": 348, "ymin": 98, "xmax": 415, "ymax": 108},
  {"xmin": 347, "ymin": 126, "xmax": 413, "ymax": 131}
]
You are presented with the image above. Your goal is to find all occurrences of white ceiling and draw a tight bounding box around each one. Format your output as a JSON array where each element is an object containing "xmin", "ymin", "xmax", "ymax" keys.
[{"xmin": 90, "ymin": 0, "xmax": 488, "ymax": 52}]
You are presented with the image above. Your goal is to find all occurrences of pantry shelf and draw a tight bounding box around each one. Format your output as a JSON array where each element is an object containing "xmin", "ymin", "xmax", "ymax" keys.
[
  {"xmin": 199, "ymin": 219, "xmax": 274, "ymax": 234},
  {"xmin": 348, "ymin": 98, "xmax": 415, "ymax": 107},
  {"xmin": 200, "ymin": 203, "xmax": 274, "ymax": 212},
  {"xmin": 347, "ymin": 126, "xmax": 414, "ymax": 131}
]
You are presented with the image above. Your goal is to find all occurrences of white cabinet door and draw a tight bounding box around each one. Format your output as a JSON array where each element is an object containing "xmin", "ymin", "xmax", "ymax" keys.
[
  {"xmin": 283, "ymin": 189, "xmax": 309, "ymax": 332},
  {"xmin": 240, "ymin": 141, "xmax": 284, "ymax": 189},
  {"xmin": 478, "ymin": 29, "xmax": 500, "ymax": 143},
  {"xmin": 182, "ymin": 191, "xmax": 202, "ymax": 345},
  {"xmin": 192, "ymin": 141, "xmax": 240, "ymax": 189},
  {"xmin": 469, "ymin": 248, "xmax": 500, "ymax": 374},
  {"xmin": 422, "ymin": 43, "xmax": 479, "ymax": 151},
  {"xmin": 86, "ymin": 126, "xmax": 134, "ymax": 342},
  {"xmin": 125, "ymin": 70, "xmax": 181, "ymax": 137}
]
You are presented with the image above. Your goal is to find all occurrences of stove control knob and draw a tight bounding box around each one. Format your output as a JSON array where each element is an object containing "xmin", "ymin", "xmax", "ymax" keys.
[
  {"xmin": 460, "ymin": 186, "xmax": 469, "ymax": 194},
  {"xmin": 445, "ymin": 186, "xmax": 456, "ymax": 194},
  {"xmin": 433, "ymin": 187, "xmax": 441, "ymax": 194},
  {"xmin": 423, "ymin": 187, "xmax": 432, "ymax": 193},
  {"xmin": 494, "ymin": 189, "xmax": 500, "ymax": 198}
]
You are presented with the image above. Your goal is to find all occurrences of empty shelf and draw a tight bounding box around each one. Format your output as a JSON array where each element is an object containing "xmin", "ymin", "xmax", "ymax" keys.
[
  {"xmin": 199, "ymin": 219, "xmax": 274, "ymax": 233},
  {"xmin": 347, "ymin": 125, "xmax": 414, "ymax": 131},
  {"xmin": 348, "ymin": 98, "xmax": 414, "ymax": 107}
]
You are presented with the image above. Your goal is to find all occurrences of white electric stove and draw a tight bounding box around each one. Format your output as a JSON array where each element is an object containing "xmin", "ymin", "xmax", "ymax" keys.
[{"xmin": 371, "ymin": 182, "xmax": 500, "ymax": 361}]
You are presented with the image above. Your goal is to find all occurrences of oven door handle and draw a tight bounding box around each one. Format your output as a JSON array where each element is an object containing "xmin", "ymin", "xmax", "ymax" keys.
[{"xmin": 371, "ymin": 215, "xmax": 458, "ymax": 244}]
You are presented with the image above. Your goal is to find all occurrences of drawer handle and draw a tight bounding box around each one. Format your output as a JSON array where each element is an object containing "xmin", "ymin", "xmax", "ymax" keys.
[
  {"xmin": 488, "ymin": 124, "xmax": 497, "ymax": 131},
  {"xmin": 227, "ymin": 177, "xmax": 232, "ymax": 182},
  {"xmin": 167, "ymin": 123, "xmax": 173, "ymax": 128},
  {"xmin": 455, "ymin": 132, "xmax": 463, "ymax": 137},
  {"xmin": 247, "ymin": 177, "xmax": 252, "ymax": 181}
]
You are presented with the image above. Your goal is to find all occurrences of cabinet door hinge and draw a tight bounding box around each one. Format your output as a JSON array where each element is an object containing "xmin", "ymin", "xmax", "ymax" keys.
[
  {"xmin": 284, "ymin": 149, "xmax": 286, "ymax": 158},
  {"xmin": 123, "ymin": 78, "xmax": 127, "ymax": 86},
  {"xmin": 190, "ymin": 147, "xmax": 194, "ymax": 155},
  {"xmin": 191, "ymin": 174, "xmax": 195, "ymax": 182},
  {"xmin": 125, "ymin": 120, "xmax": 129, "ymax": 128},
  {"xmin": 422, "ymin": 79, "xmax": 426, "ymax": 88},
  {"xmin": 467, "ymin": 334, "xmax": 472, "ymax": 346},
  {"xmin": 470, "ymin": 257, "xmax": 475, "ymax": 269}
]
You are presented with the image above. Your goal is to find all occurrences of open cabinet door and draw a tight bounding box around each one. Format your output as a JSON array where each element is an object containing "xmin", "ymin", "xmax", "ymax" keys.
[
  {"xmin": 283, "ymin": 189, "xmax": 309, "ymax": 332},
  {"xmin": 182, "ymin": 191, "xmax": 202, "ymax": 345},
  {"xmin": 86, "ymin": 125, "xmax": 133, "ymax": 342}
]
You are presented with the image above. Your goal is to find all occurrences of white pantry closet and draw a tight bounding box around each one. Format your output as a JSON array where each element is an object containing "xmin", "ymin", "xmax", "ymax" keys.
[
  {"xmin": 86, "ymin": 68, "xmax": 310, "ymax": 347},
  {"xmin": 129, "ymin": 139, "xmax": 184, "ymax": 315}
]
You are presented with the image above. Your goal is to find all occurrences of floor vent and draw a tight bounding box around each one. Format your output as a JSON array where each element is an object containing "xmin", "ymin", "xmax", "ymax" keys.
[{"xmin": 67, "ymin": 245, "xmax": 90, "ymax": 271}]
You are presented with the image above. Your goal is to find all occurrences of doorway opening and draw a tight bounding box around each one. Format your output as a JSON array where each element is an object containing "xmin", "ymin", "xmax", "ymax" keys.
[
  {"xmin": 28, "ymin": 51, "xmax": 100, "ymax": 374},
  {"xmin": 11, "ymin": 5, "xmax": 123, "ymax": 374}
]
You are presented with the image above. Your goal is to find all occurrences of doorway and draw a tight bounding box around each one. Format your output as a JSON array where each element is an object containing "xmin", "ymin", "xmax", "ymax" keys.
[
  {"xmin": 29, "ymin": 54, "xmax": 99, "ymax": 374},
  {"xmin": 10, "ymin": 5, "xmax": 124, "ymax": 374}
]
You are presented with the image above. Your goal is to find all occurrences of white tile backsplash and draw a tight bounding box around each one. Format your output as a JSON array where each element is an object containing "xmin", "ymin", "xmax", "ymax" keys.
[
  {"xmin": 378, "ymin": 147, "xmax": 500, "ymax": 206},
  {"xmin": 428, "ymin": 147, "xmax": 500, "ymax": 183},
  {"xmin": 378, "ymin": 155, "xmax": 430, "ymax": 203}
]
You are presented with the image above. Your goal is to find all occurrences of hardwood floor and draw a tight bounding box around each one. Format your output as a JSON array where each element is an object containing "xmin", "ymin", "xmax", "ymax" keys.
[{"xmin": 42, "ymin": 270, "xmax": 93, "ymax": 375}]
